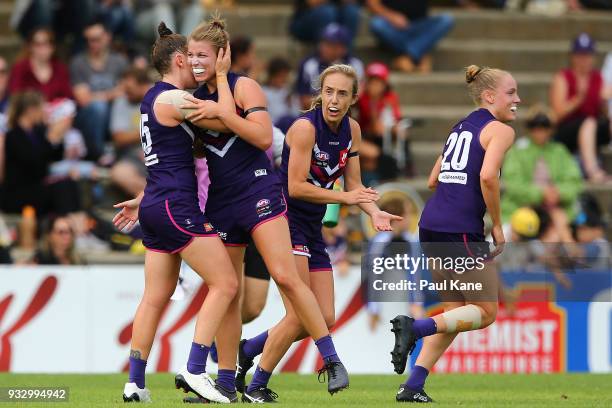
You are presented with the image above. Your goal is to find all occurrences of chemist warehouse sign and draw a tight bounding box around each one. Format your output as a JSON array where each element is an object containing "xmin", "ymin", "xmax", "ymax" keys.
[{"xmin": 432, "ymin": 287, "xmax": 565, "ymax": 374}]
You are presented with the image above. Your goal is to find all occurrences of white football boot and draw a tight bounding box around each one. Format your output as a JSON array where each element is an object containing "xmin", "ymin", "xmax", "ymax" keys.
[
  {"xmin": 123, "ymin": 382, "xmax": 152, "ymax": 403},
  {"xmin": 175, "ymin": 367, "xmax": 230, "ymax": 403}
]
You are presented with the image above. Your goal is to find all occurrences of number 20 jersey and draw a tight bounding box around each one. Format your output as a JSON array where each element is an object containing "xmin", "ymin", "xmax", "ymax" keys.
[
  {"xmin": 140, "ymin": 81, "xmax": 199, "ymax": 208},
  {"xmin": 419, "ymin": 108, "xmax": 497, "ymax": 234}
]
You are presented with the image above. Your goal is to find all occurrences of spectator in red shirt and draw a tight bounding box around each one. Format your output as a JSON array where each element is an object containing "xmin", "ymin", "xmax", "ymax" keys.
[
  {"xmin": 8, "ymin": 28, "xmax": 72, "ymax": 102},
  {"xmin": 357, "ymin": 61, "xmax": 401, "ymax": 142},
  {"xmin": 550, "ymin": 33, "xmax": 612, "ymax": 182},
  {"xmin": 357, "ymin": 62, "xmax": 405, "ymax": 182}
]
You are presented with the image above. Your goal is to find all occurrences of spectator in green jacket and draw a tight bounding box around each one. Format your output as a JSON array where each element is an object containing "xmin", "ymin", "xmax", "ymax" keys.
[{"xmin": 501, "ymin": 106, "xmax": 583, "ymax": 242}]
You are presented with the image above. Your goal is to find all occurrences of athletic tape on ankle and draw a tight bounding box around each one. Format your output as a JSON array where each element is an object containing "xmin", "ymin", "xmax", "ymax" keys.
[{"xmin": 441, "ymin": 304, "xmax": 482, "ymax": 332}]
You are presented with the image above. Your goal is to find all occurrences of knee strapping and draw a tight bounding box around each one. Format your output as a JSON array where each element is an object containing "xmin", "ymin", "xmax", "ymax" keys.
[{"xmin": 441, "ymin": 304, "xmax": 483, "ymax": 332}]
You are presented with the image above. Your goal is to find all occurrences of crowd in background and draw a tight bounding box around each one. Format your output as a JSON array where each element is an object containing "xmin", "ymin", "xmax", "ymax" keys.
[{"xmin": 0, "ymin": 0, "xmax": 611, "ymax": 266}]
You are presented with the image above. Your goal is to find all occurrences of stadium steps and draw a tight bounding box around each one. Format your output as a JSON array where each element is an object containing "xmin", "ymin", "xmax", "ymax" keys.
[
  {"xmin": 390, "ymin": 72, "xmax": 552, "ymax": 106},
  {"xmin": 247, "ymin": 35, "xmax": 612, "ymax": 72},
  {"xmin": 224, "ymin": 6, "xmax": 612, "ymax": 41}
]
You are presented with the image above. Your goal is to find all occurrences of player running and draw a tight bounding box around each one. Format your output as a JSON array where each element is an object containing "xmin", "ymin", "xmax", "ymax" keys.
[
  {"xmin": 233, "ymin": 64, "xmax": 402, "ymax": 402},
  {"xmin": 113, "ymin": 23, "xmax": 237, "ymax": 404},
  {"xmin": 391, "ymin": 65, "xmax": 520, "ymax": 403},
  {"xmin": 179, "ymin": 16, "xmax": 350, "ymax": 402}
]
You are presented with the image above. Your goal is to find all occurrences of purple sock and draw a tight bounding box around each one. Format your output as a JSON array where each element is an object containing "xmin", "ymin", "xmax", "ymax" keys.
[
  {"xmin": 413, "ymin": 318, "xmax": 437, "ymax": 339},
  {"xmin": 128, "ymin": 356, "xmax": 147, "ymax": 389},
  {"xmin": 405, "ymin": 365, "xmax": 429, "ymax": 391},
  {"xmin": 315, "ymin": 335, "xmax": 340, "ymax": 363},
  {"xmin": 247, "ymin": 366, "xmax": 272, "ymax": 392},
  {"xmin": 217, "ymin": 369, "xmax": 236, "ymax": 392},
  {"xmin": 243, "ymin": 330, "xmax": 268, "ymax": 359},
  {"xmin": 187, "ymin": 342, "xmax": 210, "ymax": 375}
]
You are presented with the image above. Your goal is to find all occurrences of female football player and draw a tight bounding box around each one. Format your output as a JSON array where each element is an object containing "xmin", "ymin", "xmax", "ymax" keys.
[
  {"xmin": 113, "ymin": 23, "xmax": 236, "ymax": 404},
  {"xmin": 391, "ymin": 65, "xmax": 520, "ymax": 402}
]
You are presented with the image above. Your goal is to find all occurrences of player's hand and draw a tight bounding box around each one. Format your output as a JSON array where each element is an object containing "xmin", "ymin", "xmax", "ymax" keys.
[
  {"xmin": 490, "ymin": 224, "xmax": 505, "ymax": 257},
  {"xmin": 216, "ymin": 43, "xmax": 231, "ymax": 76},
  {"xmin": 371, "ymin": 210, "xmax": 402, "ymax": 232},
  {"xmin": 113, "ymin": 197, "xmax": 140, "ymax": 233},
  {"xmin": 182, "ymin": 95, "xmax": 220, "ymax": 121},
  {"xmin": 342, "ymin": 187, "xmax": 379, "ymax": 205}
]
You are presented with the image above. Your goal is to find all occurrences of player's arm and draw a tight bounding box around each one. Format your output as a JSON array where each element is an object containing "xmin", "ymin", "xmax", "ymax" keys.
[
  {"xmin": 344, "ymin": 119, "xmax": 401, "ymax": 230},
  {"xmin": 343, "ymin": 119, "xmax": 380, "ymax": 214},
  {"xmin": 480, "ymin": 122, "xmax": 515, "ymax": 253},
  {"xmin": 427, "ymin": 155, "xmax": 442, "ymax": 190},
  {"xmin": 287, "ymin": 119, "xmax": 348, "ymax": 204},
  {"xmin": 224, "ymin": 76, "xmax": 273, "ymax": 150},
  {"xmin": 154, "ymin": 90, "xmax": 230, "ymax": 132}
]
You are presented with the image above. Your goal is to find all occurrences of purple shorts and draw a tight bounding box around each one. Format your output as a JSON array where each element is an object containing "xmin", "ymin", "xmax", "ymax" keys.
[
  {"xmin": 140, "ymin": 198, "xmax": 218, "ymax": 253},
  {"xmin": 205, "ymin": 182, "xmax": 287, "ymax": 246},
  {"xmin": 288, "ymin": 211, "xmax": 332, "ymax": 272},
  {"xmin": 419, "ymin": 227, "xmax": 491, "ymax": 260}
]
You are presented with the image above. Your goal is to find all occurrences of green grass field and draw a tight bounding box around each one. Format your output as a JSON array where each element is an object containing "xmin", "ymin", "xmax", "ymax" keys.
[{"xmin": 0, "ymin": 373, "xmax": 611, "ymax": 407}]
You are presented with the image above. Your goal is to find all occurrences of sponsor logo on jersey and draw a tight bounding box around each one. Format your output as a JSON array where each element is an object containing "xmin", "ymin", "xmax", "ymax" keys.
[
  {"xmin": 254, "ymin": 169, "xmax": 267, "ymax": 177},
  {"xmin": 204, "ymin": 223, "xmax": 214, "ymax": 232},
  {"xmin": 329, "ymin": 141, "xmax": 339, "ymax": 145},
  {"xmin": 438, "ymin": 172, "xmax": 467, "ymax": 185},
  {"xmin": 339, "ymin": 148, "xmax": 349, "ymax": 167}
]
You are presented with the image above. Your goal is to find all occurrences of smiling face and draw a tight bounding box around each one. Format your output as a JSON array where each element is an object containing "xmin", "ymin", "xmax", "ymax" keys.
[
  {"xmin": 482, "ymin": 73, "xmax": 521, "ymax": 122},
  {"xmin": 187, "ymin": 39, "xmax": 217, "ymax": 84},
  {"xmin": 320, "ymin": 71, "xmax": 357, "ymax": 127}
]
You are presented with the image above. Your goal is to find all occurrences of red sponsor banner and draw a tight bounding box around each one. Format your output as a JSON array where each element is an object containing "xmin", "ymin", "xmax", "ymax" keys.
[{"xmin": 432, "ymin": 285, "xmax": 566, "ymax": 373}]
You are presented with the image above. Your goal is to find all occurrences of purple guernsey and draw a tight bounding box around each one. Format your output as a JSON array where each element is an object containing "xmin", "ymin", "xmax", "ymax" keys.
[
  {"xmin": 140, "ymin": 82, "xmax": 199, "ymax": 208},
  {"xmin": 419, "ymin": 108, "xmax": 497, "ymax": 234},
  {"xmin": 192, "ymin": 72, "xmax": 276, "ymax": 192},
  {"xmin": 279, "ymin": 106, "xmax": 353, "ymax": 223}
]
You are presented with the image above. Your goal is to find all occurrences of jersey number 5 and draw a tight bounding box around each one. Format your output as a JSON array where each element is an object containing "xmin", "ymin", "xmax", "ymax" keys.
[
  {"xmin": 140, "ymin": 114, "xmax": 159, "ymax": 166},
  {"xmin": 441, "ymin": 131, "xmax": 472, "ymax": 172}
]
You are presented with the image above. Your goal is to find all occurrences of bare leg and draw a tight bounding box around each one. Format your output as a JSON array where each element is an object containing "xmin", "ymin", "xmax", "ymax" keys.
[
  {"xmin": 180, "ymin": 237, "xmax": 238, "ymax": 346},
  {"xmin": 130, "ymin": 251, "xmax": 181, "ymax": 359},
  {"xmin": 215, "ymin": 246, "xmax": 245, "ymax": 371},
  {"xmin": 251, "ymin": 217, "xmax": 330, "ymax": 340},
  {"xmin": 258, "ymin": 255, "xmax": 312, "ymax": 372},
  {"xmin": 414, "ymin": 302, "xmax": 464, "ymax": 370},
  {"xmin": 241, "ymin": 276, "xmax": 270, "ymax": 323}
]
